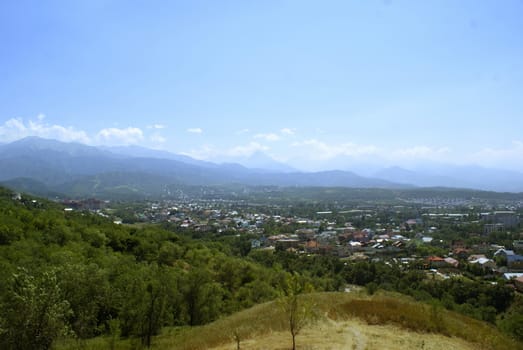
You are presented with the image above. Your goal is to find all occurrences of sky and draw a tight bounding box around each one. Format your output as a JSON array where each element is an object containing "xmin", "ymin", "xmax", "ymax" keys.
[{"xmin": 0, "ymin": 0, "xmax": 522, "ymax": 171}]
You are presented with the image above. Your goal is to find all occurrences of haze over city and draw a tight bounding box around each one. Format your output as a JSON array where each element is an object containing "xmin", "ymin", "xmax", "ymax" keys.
[{"xmin": 1, "ymin": 1, "xmax": 522, "ymax": 172}]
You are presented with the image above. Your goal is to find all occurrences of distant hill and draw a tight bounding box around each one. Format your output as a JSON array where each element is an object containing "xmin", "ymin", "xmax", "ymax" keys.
[
  {"xmin": 101, "ymin": 145, "xmax": 218, "ymax": 168},
  {"xmin": 0, "ymin": 177, "xmax": 62, "ymax": 198},
  {"xmin": 226, "ymin": 151, "xmax": 297, "ymax": 173},
  {"xmin": 373, "ymin": 165, "xmax": 523, "ymax": 192},
  {"xmin": 3, "ymin": 137, "xmax": 522, "ymax": 198},
  {"xmin": 0, "ymin": 137, "xmax": 409, "ymax": 198}
]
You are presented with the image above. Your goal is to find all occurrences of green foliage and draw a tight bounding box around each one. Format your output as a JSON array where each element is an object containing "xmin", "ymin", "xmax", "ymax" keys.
[
  {"xmin": 0, "ymin": 268, "xmax": 71, "ymax": 350},
  {"xmin": 365, "ymin": 281, "xmax": 379, "ymax": 295},
  {"xmin": 339, "ymin": 260, "xmax": 515, "ymax": 326},
  {"xmin": 498, "ymin": 296, "xmax": 523, "ymax": 341},
  {"xmin": 106, "ymin": 318, "xmax": 121, "ymax": 350},
  {"xmin": 181, "ymin": 267, "xmax": 225, "ymax": 326},
  {"xmin": 0, "ymin": 187, "xmax": 290, "ymax": 347}
]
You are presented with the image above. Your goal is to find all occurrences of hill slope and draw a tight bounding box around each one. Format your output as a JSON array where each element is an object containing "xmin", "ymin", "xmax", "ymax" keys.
[
  {"xmin": 57, "ymin": 292, "xmax": 522, "ymax": 350},
  {"xmin": 211, "ymin": 318, "xmax": 477, "ymax": 350},
  {"xmin": 162, "ymin": 292, "xmax": 521, "ymax": 350}
]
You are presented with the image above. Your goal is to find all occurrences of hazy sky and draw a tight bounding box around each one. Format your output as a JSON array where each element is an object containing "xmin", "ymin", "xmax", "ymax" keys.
[{"xmin": 1, "ymin": 0, "xmax": 522, "ymax": 171}]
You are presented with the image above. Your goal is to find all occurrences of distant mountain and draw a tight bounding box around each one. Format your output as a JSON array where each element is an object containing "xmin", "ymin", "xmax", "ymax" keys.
[
  {"xmin": 0, "ymin": 136, "xmax": 110, "ymax": 158},
  {"xmin": 235, "ymin": 151, "xmax": 297, "ymax": 173},
  {"xmin": 251, "ymin": 170, "xmax": 407, "ymax": 188},
  {"xmin": 2, "ymin": 137, "xmax": 522, "ymax": 198},
  {"xmin": 0, "ymin": 177, "xmax": 61, "ymax": 198},
  {"xmin": 0, "ymin": 137, "xmax": 411, "ymax": 198},
  {"xmin": 57, "ymin": 172, "xmax": 179, "ymax": 200},
  {"xmin": 374, "ymin": 167, "xmax": 459, "ymax": 188},
  {"xmin": 101, "ymin": 145, "xmax": 217, "ymax": 168},
  {"xmin": 0, "ymin": 137, "xmax": 125, "ymax": 185},
  {"xmin": 433, "ymin": 165, "xmax": 523, "ymax": 192},
  {"xmin": 374, "ymin": 165, "xmax": 523, "ymax": 192}
]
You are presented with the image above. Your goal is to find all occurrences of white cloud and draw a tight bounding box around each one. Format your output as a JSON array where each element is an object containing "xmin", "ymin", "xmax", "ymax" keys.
[
  {"xmin": 150, "ymin": 134, "xmax": 166, "ymax": 144},
  {"xmin": 0, "ymin": 115, "xmax": 170, "ymax": 149},
  {"xmin": 227, "ymin": 142, "xmax": 269, "ymax": 157},
  {"xmin": 254, "ymin": 133, "xmax": 280, "ymax": 142},
  {"xmin": 236, "ymin": 128, "xmax": 250, "ymax": 134},
  {"xmin": 252, "ymin": 129, "xmax": 295, "ymax": 141},
  {"xmin": 469, "ymin": 141, "xmax": 523, "ymax": 169},
  {"xmin": 181, "ymin": 144, "xmax": 217, "ymax": 160},
  {"xmin": 291, "ymin": 139, "xmax": 379, "ymax": 160},
  {"xmin": 183, "ymin": 142, "xmax": 269, "ymax": 160},
  {"xmin": 0, "ymin": 117, "xmax": 91, "ymax": 143},
  {"xmin": 290, "ymin": 139, "xmax": 452, "ymax": 164},
  {"xmin": 391, "ymin": 146, "xmax": 451, "ymax": 159},
  {"xmin": 187, "ymin": 128, "xmax": 203, "ymax": 134},
  {"xmin": 97, "ymin": 127, "xmax": 144, "ymax": 145}
]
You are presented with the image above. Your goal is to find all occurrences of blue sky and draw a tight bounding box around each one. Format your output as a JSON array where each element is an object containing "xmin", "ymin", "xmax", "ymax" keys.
[{"xmin": 1, "ymin": 0, "xmax": 522, "ymax": 171}]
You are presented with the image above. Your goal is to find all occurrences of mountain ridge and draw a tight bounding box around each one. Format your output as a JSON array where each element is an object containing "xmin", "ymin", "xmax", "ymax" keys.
[
  {"xmin": 0, "ymin": 137, "xmax": 409, "ymax": 198},
  {"xmin": 373, "ymin": 165, "xmax": 523, "ymax": 192},
  {"xmin": 2, "ymin": 137, "xmax": 522, "ymax": 196}
]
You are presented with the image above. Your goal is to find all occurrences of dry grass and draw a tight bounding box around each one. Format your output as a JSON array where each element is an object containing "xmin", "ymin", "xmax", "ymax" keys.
[
  {"xmin": 153, "ymin": 301, "xmax": 289, "ymax": 350},
  {"xmin": 211, "ymin": 318, "xmax": 480, "ymax": 350},
  {"xmin": 55, "ymin": 291, "xmax": 522, "ymax": 350},
  {"xmin": 317, "ymin": 292, "xmax": 520, "ymax": 350},
  {"xmin": 155, "ymin": 292, "xmax": 521, "ymax": 350}
]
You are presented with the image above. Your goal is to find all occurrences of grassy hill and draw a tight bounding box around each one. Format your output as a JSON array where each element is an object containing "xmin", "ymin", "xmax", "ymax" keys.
[{"xmin": 56, "ymin": 291, "xmax": 522, "ymax": 350}]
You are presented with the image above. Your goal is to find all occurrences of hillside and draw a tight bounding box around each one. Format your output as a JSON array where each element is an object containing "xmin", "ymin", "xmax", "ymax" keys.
[
  {"xmin": 0, "ymin": 186, "xmax": 289, "ymax": 349},
  {"xmin": 56, "ymin": 292, "xmax": 522, "ymax": 350},
  {"xmin": 210, "ymin": 320, "xmax": 478, "ymax": 350}
]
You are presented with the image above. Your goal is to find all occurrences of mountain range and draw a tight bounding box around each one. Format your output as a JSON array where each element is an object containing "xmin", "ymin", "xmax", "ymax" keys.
[
  {"xmin": 0, "ymin": 137, "xmax": 521, "ymax": 198},
  {"xmin": 0, "ymin": 137, "xmax": 404, "ymax": 198},
  {"xmin": 373, "ymin": 165, "xmax": 523, "ymax": 193}
]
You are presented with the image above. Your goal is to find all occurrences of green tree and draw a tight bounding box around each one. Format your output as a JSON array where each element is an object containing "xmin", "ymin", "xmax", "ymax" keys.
[
  {"xmin": 182, "ymin": 268, "xmax": 224, "ymax": 326},
  {"xmin": 57, "ymin": 262, "xmax": 111, "ymax": 339},
  {"xmin": 0, "ymin": 268, "xmax": 71, "ymax": 350},
  {"xmin": 114, "ymin": 264, "xmax": 172, "ymax": 345}
]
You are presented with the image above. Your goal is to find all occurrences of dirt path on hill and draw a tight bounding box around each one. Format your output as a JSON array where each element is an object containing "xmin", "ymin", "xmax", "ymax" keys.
[
  {"xmin": 209, "ymin": 317, "xmax": 477, "ymax": 350},
  {"xmin": 346, "ymin": 326, "xmax": 366, "ymax": 350},
  {"xmin": 324, "ymin": 313, "xmax": 366, "ymax": 350}
]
